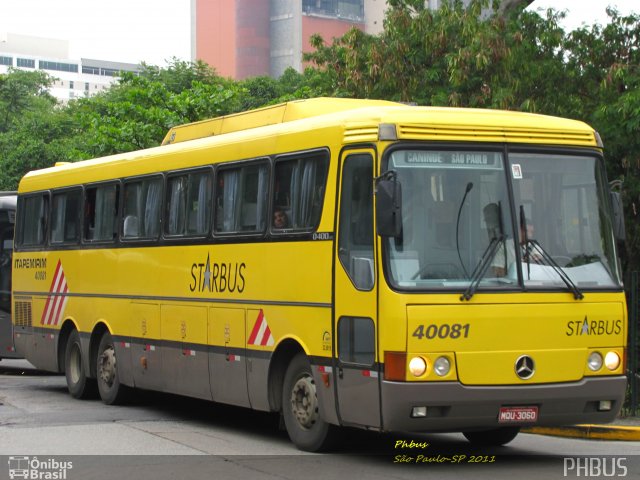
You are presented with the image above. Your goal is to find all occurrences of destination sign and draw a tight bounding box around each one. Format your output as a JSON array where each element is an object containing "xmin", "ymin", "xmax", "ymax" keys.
[{"xmin": 390, "ymin": 150, "xmax": 503, "ymax": 170}]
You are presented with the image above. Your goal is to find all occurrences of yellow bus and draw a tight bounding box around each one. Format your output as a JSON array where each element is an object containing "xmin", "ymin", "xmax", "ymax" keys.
[{"xmin": 12, "ymin": 98, "xmax": 627, "ymax": 451}]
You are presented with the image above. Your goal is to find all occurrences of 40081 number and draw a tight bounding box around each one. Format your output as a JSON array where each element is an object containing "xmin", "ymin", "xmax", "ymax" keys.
[{"xmin": 412, "ymin": 323, "xmax": 470, "ymax": 340}]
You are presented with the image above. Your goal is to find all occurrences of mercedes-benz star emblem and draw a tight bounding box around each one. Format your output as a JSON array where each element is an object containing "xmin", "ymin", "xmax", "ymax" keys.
[{"xmin": 515, "ymin": 355, "xmax": 535, "ymax": 380}]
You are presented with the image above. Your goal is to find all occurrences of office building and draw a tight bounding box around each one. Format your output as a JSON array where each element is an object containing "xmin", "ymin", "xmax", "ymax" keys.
[
  {"xmin": 0, "ymin": 33, "xmax": 141, "ymax": 103},
  {"xmin": 192, "ymin": 0, "xmax": 531, "ymax": 79}
]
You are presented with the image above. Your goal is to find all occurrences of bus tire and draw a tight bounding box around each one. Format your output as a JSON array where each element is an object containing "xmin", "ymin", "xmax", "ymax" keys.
[
  {"xmin": 462, "ymin": 427, "xmax": 520, "ymax": 446},
  {"xmin": 282, "ymin": 353, "xmax": 335, "ymax": 452},
  {"xmin": 96, "ymin": 331, "xmax": 129, "ymax": 405},
  {"xmin": 64, "ymin": 329, "xmax": 96, "ymax": 399}
]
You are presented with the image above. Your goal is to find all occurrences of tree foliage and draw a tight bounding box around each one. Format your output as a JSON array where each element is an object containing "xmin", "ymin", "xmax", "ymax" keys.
[
  {"xmin": 0, "ymin": 69, "xmax": 77, "ymax": 189},
  {"xmin": 68, "ymin": 59, "xmax": 244, "ymax": 157}
]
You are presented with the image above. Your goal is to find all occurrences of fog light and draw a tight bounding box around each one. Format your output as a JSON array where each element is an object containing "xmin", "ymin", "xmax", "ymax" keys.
[
  {"xmin": 598, "ymin": 400, "xmax": 612, "ymax": 412},
  {"xmin": 604, "ymin": 351, "xmax": 620, "ymax": 371},
  {"xmin": 587, "ymin": 352, "xmax": 603, "ymax": 371},
  {"xmin": 409, "ymin": 356, "xmax": 427, "ymax": 377},
  {"xmin": 411, "ymin": 406, "xmax": 427, "ymax": 418},
  {"xmin": 434, "ymin": 356, "xmax": 451, "ymax": 377}
]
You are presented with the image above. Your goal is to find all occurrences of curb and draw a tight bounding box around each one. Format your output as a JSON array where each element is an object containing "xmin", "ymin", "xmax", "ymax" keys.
[{"xmin": 522, "ymin": 425, "xmax": 640, "ymax": 441}]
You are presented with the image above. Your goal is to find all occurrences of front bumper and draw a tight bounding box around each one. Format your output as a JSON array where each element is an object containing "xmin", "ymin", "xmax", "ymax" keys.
[{"xmin": 381, "ymin": 376, "xmax": 626, "ymax": 432}]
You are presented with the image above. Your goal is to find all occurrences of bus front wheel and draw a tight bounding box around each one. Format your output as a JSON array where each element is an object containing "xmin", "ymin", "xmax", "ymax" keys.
[
  {"xmin": 96, "ymin": 331, "xmax": 129, "ymax": 405},
  {"xmin": 462, "ymin": 427, "xmax": 520, "ymax": 446},
  {"xmin": 64, "ymin": 329, "xmax": 96, "ymax": 399},
  {"xmin": 282, "ymin": 353, "xmax": 335, "ymax": 452}
]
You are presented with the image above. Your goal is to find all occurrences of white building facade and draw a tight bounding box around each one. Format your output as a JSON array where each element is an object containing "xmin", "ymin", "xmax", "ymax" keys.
[{"xmin": 0, "ymin": 33, "xmax": 141, "ymax": 103}]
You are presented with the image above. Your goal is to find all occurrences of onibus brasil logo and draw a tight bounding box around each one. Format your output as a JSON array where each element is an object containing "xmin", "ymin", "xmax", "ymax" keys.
[{"xmin": 8, "ymin": 456, "xmax": 73, "ymax": 479}]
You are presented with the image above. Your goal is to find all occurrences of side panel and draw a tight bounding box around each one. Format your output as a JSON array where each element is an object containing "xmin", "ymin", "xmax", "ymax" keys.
[
  {"xmin": 209, "ymin": 306, "xmax": 250, "ymax": 407},
  {"xmin": 25, "ymin": 295, "xmax": 58, "ymax": 370},
  {"xmin": 246, "ymin": 308, "xmax": 273, "ymax": 412},
  {"xmin": 160, "ymin": 304, "xmax": 211, "ymax": 400},
  {"xmin": 131, "ymin": 302, "xmax": 163, "ymax": 390}
]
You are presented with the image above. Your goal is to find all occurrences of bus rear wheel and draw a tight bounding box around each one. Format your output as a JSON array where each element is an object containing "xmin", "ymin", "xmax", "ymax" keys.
[
  {"xmin": 462, "ymin": 427, "xmax": 520, "ymax": 446},
  {"xmin": 282, "ymin": 353, "xmax": 335, "ymax": 452},
  {"xmin": 64, "ymin": 329, "xmax": 96, "ymax": 399},
  {"xmin": 96, "ymin": 331, "xmax": 129, "ymax": 405}
]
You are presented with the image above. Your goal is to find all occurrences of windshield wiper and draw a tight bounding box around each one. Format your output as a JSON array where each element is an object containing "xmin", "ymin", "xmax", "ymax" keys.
[
  {"xmin": 519, "ymin": 205, "xmax": 531, "ymax": 279},
  {"xmin": 525, "ymin": 239, "xmax": 584, "ymax": 300},
  {"xmin": 456, "ymin": 182, "xmax": 474, "ymax": 278},
  {"xmin": 460, "ymin": 234, "xmax": 504, "ymax": 301}
]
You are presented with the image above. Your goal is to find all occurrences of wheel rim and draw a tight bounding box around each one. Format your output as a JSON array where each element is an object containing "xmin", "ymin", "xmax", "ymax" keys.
[
  {"xmin": 98, "ymin": 344, "xmax": 117, "ymax": 388},
  {"xmin": 69, "ymin": 343, "xmax": 82, "ymax": 384},
  {"xmin": 290, "ymin": 373, "xmax": 319, "ymax": 430}
]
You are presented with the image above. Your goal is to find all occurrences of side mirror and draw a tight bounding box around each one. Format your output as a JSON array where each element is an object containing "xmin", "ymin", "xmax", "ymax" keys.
[
  {"xmin": 375, "ymin": 171, "xmax": 402, "ymax": 237},
  {"xmin": 610, "ymin": 190, "xmax": 626, "ymax": 242}
]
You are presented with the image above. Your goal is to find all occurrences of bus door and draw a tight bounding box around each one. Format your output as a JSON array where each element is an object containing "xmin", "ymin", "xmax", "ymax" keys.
[{"xmin": 333, "ymin": 149, "xmax": 380, "ymax": 428}]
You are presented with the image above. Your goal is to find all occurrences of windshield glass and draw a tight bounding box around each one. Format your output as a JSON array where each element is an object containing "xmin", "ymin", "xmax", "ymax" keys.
[
  {"xmin": 510, "ymin": 152, "xmax": 620, "ymax": 289},
  {"xmin": 383, "ymin": 149, "xmax": 621, "ymax": 292}
]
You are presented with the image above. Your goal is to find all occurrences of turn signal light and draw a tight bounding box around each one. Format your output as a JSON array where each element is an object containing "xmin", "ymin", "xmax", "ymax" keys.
[{"xmin": 384, "ymin": 351, "xmax": 407, "ymax": 381}]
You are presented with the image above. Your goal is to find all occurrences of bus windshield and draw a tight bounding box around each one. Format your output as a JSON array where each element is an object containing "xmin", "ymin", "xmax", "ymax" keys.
[{"xmin": 383, "ymin": 149, "xmax": 621, "ymax": 292}]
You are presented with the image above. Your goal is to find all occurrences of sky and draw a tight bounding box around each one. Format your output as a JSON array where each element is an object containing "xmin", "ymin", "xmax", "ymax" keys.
[
  {"xmin": 527, "ymin": 0, "xmax": 639, "ymax": 31},
  {"xmin": 0, "ymin": 0, "xmax": 638, "ymax": 67},
  {"xmin": 0, "ymin": 0, "xmax": 192, "ymax": 65}
]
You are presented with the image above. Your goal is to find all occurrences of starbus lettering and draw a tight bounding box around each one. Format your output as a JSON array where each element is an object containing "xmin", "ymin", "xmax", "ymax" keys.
[
  {"xmin": 190, "ymin": 253, "xmax": 246, "ymax": 294},
  {"xmin": 565, "ymin": 317, "xmax": 622, "ymax": 336}
]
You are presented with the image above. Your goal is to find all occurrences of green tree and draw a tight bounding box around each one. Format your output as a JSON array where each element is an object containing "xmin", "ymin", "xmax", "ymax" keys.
[
  {"xmin": 237, "ymin": 67, "xmax": 328, "ymax": 111},
  {"xmin": 566, "ymin": 10, "xmax": 640, "ymax": 274},
  {"xmin": 69, "ymin": 59, "xmax": 244, "ymax": 157},
  {"xmin": 0, "ymin": 68, "xmax": 56, "ymax": 132},
  {"xmin": 304, "ymin": 0, "xmax": 573, "ymax": 109},
  {"xmin": 0, "ymin": 109, "xmax": 79, "ymax": 190},
  {"xmin": 0, "ymin": 69, "xmax": 77, "ymax": 189}
]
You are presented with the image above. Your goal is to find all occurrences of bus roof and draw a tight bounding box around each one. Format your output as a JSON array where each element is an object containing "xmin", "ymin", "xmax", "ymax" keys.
[
  {"xmin": 161, "ymin": 97, "xmax": 400, "ymax": 145},
  {"xmin": 18, "ymin": 98, "xmax": 600, "ymax": 193}
]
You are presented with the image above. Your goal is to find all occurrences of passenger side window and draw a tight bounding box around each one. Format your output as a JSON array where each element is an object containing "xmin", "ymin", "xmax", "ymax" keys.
[
  {"xmin": 19, "ymin": 194, "xmax": 49, "ymax": 247},
  {"xmin": 272, "ymin": 152, "xmax": 329, "ymax": 231},
  {"xmin": 166, "ymin": 175, "xmax": 187, "ymax": 236},
  {"xmin": 338, "ymin": 154, "xmax": 374, "ymax": 290},
  {"xmin": 51, "ymin": 189, "xmax": 81, "ymax": 244},
  {"xmin": 123, "ymin": 176, "xmax": 162, "ymax": 240},
  {"xmin": 84, "ymin": 183, "xmax": 119, "ymax": 242},
  {"xmin": 214, "ymin": 162, "xmax": 268, "ymax": 234},
  {"xmin": 165, "ymin": 170, "xmax": 212, "ymax": 237}
]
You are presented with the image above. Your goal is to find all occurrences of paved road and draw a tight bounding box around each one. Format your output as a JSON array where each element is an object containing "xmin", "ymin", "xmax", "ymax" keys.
[{"xmin": 1, "ymin": 359, "xmax": 638, "ymax": 480}]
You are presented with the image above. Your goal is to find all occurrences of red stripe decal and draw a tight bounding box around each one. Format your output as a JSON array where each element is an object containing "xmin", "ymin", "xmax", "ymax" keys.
[{"xmin": 247, "ymin": 309, "xmax": 264, "ymax": 345}]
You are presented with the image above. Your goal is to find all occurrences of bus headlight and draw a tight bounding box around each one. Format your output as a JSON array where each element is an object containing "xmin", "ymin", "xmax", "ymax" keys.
[
  {"xmin": 434, "ymin": 356, "xmax": 451, "ymax": 376},
  {"xmin": 409, "ymin": 356, "xmax": 427, "ymax": 377},
  {"xmin": 587, "ymin": 352, "xmax": 603, "ymax": 371},
  {"xmin": 604, "ymin": 351, "xmax": 621, "ymax": 371}
]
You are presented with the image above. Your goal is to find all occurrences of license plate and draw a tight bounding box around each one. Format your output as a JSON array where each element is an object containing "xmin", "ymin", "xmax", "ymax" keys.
[{"xmin": 498, "ymin": 406, "xmax": 539, "ymax": 423}]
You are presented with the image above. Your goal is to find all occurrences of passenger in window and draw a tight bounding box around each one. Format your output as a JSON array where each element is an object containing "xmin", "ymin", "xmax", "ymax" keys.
[{"xmin": 273, "ymin": 209, "xmax": 289, "ymax": 229}]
